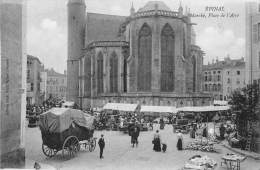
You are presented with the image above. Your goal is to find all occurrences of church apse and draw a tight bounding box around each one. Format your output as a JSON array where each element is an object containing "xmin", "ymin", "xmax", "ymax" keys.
[{"xmin": 75, "ymin": 1, "xmax": 212, "ymax": 108}]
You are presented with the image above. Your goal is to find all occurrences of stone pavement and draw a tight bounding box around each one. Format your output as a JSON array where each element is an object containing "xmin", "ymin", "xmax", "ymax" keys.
[
  {"xmin": 25, "ymin": 124, "xmax": 260, "ymax": 170},
  {"xmin": 222, "ymin": 141, "xmax": 260, "ymax": 160},
  {"xmin": 25, "ymin": 159, "xmax": 57, "ymax": 170}
]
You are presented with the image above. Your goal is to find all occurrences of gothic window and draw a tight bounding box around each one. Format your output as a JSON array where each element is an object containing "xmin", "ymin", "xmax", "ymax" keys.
[
  {"xmin": 258, "ymin": 23, "xmax": 260, "ymax": 41},
  {"xmin": 97, "ymin": 52, "xmax": 103, "ymax": 94},
  {"xmin": 138, "ymin": 23, "xmax": 152, "ymax": 91},
  {"xmin": 183, "ymin": 28, "xmax": 186, "ymax": 57},
  {"xmin": 123, "ymin": 53, "xmax": 128, "ymax": 92},
  {"xmin": 161, "ymin": 23, "xmax": 175, "ymax": 92},
  {"xmin": 192, "ymin": 55, "xmax": 196, "ymax": 92},
  {"xmin": 84, "ymin": 56, "xmax": 91, "ymax": 96},
  {"xmin": 110, "ymin": 51, "xmax": 118, "ymax": 93}
]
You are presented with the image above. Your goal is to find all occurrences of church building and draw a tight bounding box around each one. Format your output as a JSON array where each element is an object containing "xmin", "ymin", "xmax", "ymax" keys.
[{"xmin": 67, "ymin": 0, "xmax": 212, "ymax": 109}]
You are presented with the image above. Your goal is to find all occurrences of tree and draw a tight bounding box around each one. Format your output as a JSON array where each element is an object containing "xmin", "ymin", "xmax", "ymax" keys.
[{"xmin": 229, "ymin": 83, "xmax": 259, "ymax": 138}]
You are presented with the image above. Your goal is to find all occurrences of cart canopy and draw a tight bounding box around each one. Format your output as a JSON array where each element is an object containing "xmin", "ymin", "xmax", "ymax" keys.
[
  {"xmin": 103, "ymin": 103, "xmax": 138, "ymax": 112},
  {"xmin": 62, "ymin": 101, "xmax": 75, "ymax": 108},
  {"xmin": 39, "ymin": 108, "xmax": 95, "ymax": 133}
]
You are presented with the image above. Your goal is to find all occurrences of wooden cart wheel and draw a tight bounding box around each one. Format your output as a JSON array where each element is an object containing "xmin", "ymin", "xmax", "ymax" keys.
[
  {"xmin": 62, "ymin": 136, "xmax": 80, "ymax": 159},
  {"xmin": 89, "ymin": 138, "xmax": 96, "ymax": 152},
  {"xmin": 42, "ymin": 144, "xmax": 58, "ymax": 157}
]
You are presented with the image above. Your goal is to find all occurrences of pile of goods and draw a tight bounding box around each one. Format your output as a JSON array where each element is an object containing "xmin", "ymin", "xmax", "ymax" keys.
[
  {"xmin": 183, "ymin": 155, "xmax": 217, "ymax": 170},
  {"xmin": 185, "ymin": 138, "xmax": 216, "ymax": 152},
  {"xmin": 207, "ymin": 135, "xmax": 220, "ymax": 144},
  {"xmin": 222, "ymin": 153, "xmax": 246, "ymax": 162}
]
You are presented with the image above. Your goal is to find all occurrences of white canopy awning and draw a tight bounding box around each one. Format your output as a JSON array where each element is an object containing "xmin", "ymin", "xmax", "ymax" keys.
[
  {"xmin": 140, "ymin": 105, "xmax": 178, "ymax": 113},
  {"xmin": 177, "ymin": 105, "xmax": 230, "ymax": 112},
  {"xmin": 103, "ymin": 103, "xmax": 138, "ymax": 112},
  {"xmin": 214, "ymin": 100, "xmax": 228, "ymax": 106}
]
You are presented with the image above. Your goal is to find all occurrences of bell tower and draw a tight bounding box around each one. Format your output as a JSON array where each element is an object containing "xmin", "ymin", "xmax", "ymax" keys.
[{"xmin": 67, "ymin": 0, "xmax": 86, "ymax": 103}]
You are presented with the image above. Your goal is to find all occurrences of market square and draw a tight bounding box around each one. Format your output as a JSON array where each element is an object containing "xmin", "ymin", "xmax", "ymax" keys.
[{"xmin": 1, "ymin": 0, "xmax": 260, "ymax": 170}]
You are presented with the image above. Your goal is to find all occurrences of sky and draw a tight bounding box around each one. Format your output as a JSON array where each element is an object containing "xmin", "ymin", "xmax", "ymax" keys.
[{"xmin": 27, "ymin": 0, "xmax": 248, "ymax": 73}]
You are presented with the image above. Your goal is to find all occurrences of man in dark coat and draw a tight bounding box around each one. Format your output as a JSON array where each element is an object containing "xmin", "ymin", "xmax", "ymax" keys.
[
  {"xmin": 202, "ymin": 125, "xmax": 208, "ymax": 138},
  {"xmin": 219, "ymin": 123, "xmax": 226, "ymax": 140},
  {"xmin": 98, "ymin": 134, "xmax": 105, "ymax": 159},
  {"xmin": 130, "ymin": 122, "xmax": 140, "ymax": 147},
  {"xmin": 159, "ymin": 118, "xmax": 165, "ymax": 130}
]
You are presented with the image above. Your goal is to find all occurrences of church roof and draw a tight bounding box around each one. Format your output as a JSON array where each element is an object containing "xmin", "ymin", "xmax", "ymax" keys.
[
  {"xmin": 68, "ymin": 0, "xmax": 85, "ymax": 4},
  {"xmin": 46, "ymin": 69, "xmax": 65, "ymax": 77},
  {"xmin": 85, "ymin": 13, "xmax": 126, "ymax": 45},
  {"xmin": 138, "ymin": 1, "xmax": 171, "ymax": 12}
]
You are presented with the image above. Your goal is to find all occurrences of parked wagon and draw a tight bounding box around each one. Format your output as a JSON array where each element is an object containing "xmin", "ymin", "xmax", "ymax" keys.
[{"xmin": 38, "ymin": 108, "xmax": 96, "ymax": 159}]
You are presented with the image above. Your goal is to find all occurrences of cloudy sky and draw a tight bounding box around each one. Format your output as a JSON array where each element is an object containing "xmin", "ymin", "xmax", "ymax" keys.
[{"xmin": 27, "ymin": 0, "xmax": 248, "ymax": 73}]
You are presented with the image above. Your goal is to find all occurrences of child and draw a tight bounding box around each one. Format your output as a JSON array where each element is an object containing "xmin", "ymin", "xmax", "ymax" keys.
[
  {"xmin": 162, "ymin": 143, "xmax": 167, "ymax": 152},
  {"xmin": 98, "ymin": 134, "xmax": 105, "ymax": 159}
]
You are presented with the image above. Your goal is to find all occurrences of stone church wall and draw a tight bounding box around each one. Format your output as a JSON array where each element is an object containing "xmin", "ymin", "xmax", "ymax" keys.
[
  {"xmin": 128, "ymin": 16, "xmax": 193, "ymax": 93},
  {"xmin": 80, "ymin": 93, "xmax": 212, "ymax": 109}
]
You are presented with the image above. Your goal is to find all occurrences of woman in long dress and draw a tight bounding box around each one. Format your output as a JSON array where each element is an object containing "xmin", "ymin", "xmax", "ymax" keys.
[
  {"xmin": 176, "ymin": 130, "xmax": 183, "ymax": 150},
  {"xmin": 153, "ymin": 130, "xmax": 161, "ymax": 152}
]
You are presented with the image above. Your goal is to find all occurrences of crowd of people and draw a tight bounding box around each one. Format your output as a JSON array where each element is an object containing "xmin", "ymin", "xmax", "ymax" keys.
[
  {"xmin": 94, "ymin": 111, "xmax": 154, "ymax": 131},
  {"xmin": 26, "ymin": 98, "xmax": 65, "ymax": 127}
]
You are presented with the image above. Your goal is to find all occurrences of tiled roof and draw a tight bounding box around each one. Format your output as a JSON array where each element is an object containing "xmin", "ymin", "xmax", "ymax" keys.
[
  {"xmin": 27, "ymin": 55, "xmax": 41, "ymax": 64},
  {"xmin": 203, "ymin": 58, "xmax": 245, "ymax": 70},
  {"xmin": 46, "ymin": 69, "xmax": 65, "ymax": 77},
  {"xmin": 68, "ymin": 0, "xmax": 85, "ymax": 4},
  {"xmin": 85, "ymin": 13, "xmax": 126, "ymax": 46},
  {"xmin": 138, "ymin": 1, "xmax": 171, "ymax": 12}
]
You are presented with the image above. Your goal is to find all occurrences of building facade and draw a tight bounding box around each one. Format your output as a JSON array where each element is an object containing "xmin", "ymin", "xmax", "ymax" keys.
[
  {"xmin": 46, "ymin": 69, "xmax": 67, "ymax": 100},
  {"xmin": 40, "ymin": 71, "xmax": 47, "ymax": 101},
  {"xmin": 203, "ymin": 57, "xmax": 246, "ymax": 100},
  {"xmin": 67, "ymin": 0, "xmax": 212, "ymax": 109},
  {"xmin": 26, "ymin": 55, "xmax": 44, "ymax": 105},
  {"xmin": 0, "ymin": 0, "xmax": 26, "ymax": 168},
  {"xmin": 245, "ymin": 1, "xmax": 260, "ymax": 85}
]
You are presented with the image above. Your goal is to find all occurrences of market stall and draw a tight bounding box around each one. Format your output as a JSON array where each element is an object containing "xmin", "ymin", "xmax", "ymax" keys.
[
  {"xmin": 140, "ymin": 105, "xmax": 178, "ymax": 117},
  {"xmin": 181, "ymin": 155, "xmax": 217, "ymax": 170},
  {"xmin": 214, "ymin": 100, "xmax": 229, "ymax": 106},
  {"xmin": 221, "ymin": 153, "xmax": 246, "ymax": 170},
  {"xmin": 102, "ymin": 103, "xmax": 140, "ymax": 131},
  {"xmin": 177, "ymin": 106, "xmax": 230, "ymax": 113},
  {"xmin": 103, "ymin": 103, "xmax": 139, "ymax": 113},
  {"xmin": 185, "ymin": 138, "xmax": 218, "ymax": 153}
]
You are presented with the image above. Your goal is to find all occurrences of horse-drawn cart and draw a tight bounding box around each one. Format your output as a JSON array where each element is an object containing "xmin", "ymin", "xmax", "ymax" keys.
[{"xmin": 39, "ymin": 108, "xmax": 96, "ymax": 159}]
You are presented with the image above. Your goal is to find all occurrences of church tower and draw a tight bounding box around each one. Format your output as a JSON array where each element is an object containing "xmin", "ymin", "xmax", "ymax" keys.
[{"xmin": 67, "ymin": 0, "xmax": 86, "ymax": 103}]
